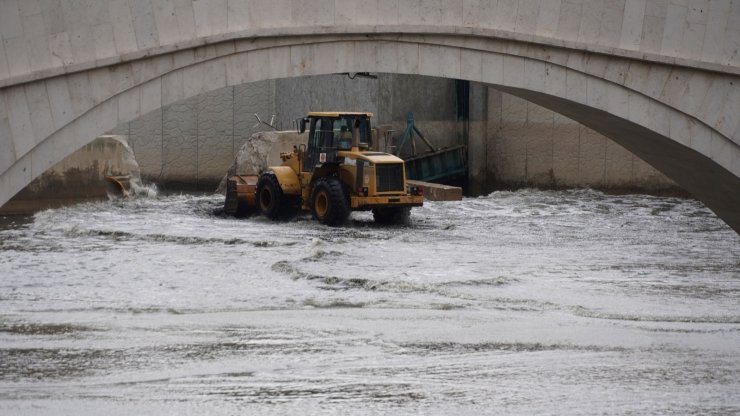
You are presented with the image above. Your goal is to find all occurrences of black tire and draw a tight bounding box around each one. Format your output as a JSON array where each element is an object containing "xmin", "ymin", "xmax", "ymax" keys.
[
  {"xmin": 256, "ymin": 173, "xmax": 294, "ymax": 220},
  {"xmin": 372, "ymin": 206, "xmax": 411, "ymax": 225},
  {"xmin": 310, "ymin": 177, "xmax": 350, "ymax": 226}
]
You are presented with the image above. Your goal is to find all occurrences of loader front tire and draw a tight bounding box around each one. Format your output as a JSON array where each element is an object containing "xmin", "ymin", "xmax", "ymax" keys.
[
  {"xmin": 310, "ymin": 177, "xmax": 350, "ymax": 226},
  {"xmin": 257, "ymin": 173, "xmax": 292, "ymax": 220}
]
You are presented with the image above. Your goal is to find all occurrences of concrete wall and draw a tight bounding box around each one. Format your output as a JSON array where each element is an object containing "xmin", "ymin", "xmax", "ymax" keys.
[
  {"xmin": 112, "ymin": 73, "xmax": 675, "ymax": 195},
  {"xmin": 110, "ymin": 81, "xmax": 275, "ymax": 189},
  {"xmin": 111, "ymin": 74, "xmax": 462, "ymax": 189},
  {"xmin": 2, "ymin": 1, "xmax": 738, "ymax": 231},
  {"xmin": 468, "ymin": 87, "xmax": 676, "ymax": 194}
]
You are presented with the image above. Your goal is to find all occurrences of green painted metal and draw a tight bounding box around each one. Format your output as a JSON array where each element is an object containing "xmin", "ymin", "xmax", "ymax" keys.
[
  {"xmin": 404, "ymin": 145, "xmax": 467, "ymax": 183},
  {"xmin": 396, "ymin": 112, "xmax": 467, "ymax": 183}
]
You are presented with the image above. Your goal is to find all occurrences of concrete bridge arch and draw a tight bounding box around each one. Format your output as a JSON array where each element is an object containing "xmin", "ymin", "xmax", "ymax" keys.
[{"xmin": 1, "ymin": 33, "xmax": 739, "ymax": 232}]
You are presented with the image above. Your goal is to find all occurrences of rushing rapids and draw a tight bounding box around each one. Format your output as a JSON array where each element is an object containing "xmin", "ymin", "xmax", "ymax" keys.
[{"xmin": 0, "ymin": 189, "xmax": 738, "ymax": 415}]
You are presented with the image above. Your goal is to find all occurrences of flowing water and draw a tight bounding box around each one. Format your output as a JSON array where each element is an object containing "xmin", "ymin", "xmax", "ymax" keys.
[{"xmin": 0, "ymin": 189, "xmax": 739, "ymax": 415}]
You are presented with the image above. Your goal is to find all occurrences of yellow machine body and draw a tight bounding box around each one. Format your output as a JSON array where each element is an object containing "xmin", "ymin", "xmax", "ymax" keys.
[{"xmin": 225, "ymin": 112, "xmax": 423, "ymax": 224}]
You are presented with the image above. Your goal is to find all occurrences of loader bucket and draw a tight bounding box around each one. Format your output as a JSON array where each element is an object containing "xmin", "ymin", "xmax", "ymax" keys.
[{"xmin": 224, "ymin": 175, "xmax": 259, "ymax": 216}]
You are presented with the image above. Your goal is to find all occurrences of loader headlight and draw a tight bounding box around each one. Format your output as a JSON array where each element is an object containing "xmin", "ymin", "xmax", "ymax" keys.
[{"xmin": 406, "ymin": 184, "xmax": 424, "ymax": 196}]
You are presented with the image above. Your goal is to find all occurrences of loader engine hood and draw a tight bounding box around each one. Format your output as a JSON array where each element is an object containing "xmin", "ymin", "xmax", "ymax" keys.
[{"xmin": 338, "ymin": 151, "xmax": 404, "ymax": 164}]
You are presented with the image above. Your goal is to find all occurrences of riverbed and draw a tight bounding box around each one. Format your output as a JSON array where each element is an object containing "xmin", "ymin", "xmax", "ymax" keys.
[{"xmin": 1, "ymin": 189, "xmax": 738, "ymax": 415}]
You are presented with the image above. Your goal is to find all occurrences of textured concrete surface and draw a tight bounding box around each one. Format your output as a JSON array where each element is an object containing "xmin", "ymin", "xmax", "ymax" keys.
[
  {"xmin": 112, "ymin": 81, "xmax": 275, "ymax": 189},
  {"xmin": 0, "ymin": 1, "xmax": 738, "ymax": 231},
  {"xmin": 473, "ymin": 88, "xmax": 677, "ymax": 192},
  {"xmin": 113, "ymin": 74, "xmax": 463, "ymax": 188}
]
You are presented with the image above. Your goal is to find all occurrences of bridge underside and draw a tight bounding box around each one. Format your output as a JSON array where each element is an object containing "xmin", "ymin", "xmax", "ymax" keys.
[
  {"xmin": 1, "ymin": 34, "xmax": 739, "ymax": 233},
  {"xmin": 500, "ymin": 86, "xmax": 740, "ymax": 234}
]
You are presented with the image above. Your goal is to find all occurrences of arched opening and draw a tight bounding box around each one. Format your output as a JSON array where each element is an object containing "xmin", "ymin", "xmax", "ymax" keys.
[{"xmin": 2, "ymin": 38, "xmax": 737, "ymax": 232}]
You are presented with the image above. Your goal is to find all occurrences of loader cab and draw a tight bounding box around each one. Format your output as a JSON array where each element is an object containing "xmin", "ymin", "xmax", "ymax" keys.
[{"xmin": 299, "ymin": 112, "xmax": 373, "ymax": 172}]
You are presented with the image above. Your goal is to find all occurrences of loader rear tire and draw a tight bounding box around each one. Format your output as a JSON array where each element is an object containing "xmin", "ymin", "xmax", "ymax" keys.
[
  {"xmin": 257, "ymin": 173, "xmax": 293, "ymax": 220},
  {"xmin": 310, "ymin": 177, "xmax": 350, "ymax": 226}
]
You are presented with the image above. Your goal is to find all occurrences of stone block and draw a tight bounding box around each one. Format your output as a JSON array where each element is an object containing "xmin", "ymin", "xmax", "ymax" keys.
[
  {"xmin": 460, "ymin": 49, "xmax": 482, "ymax": 82},
  {"xmin": 565, "ymin": 69, "xmax": 588, "ymax": 104},
  {"xmin": 682, "ymin": 22, "xmax": 706, "ymax": 59},
  {"xmin": 619, "ymin": 0, "xmax": 646, "ymax": 50},
  {"xmin": 536, "ymin": 0, "xmax": 561, "ymax": 37},
  {"xmin": 494, "ymin": 0, "xmax": 519, "ymax": 32},
  {"xmin": 67, "ymin": 72, "xmax": 95, "ymax": 119},
  {"xmin": 0, "ymin": 0, "xmax": 23, "ymax": 39},
  {"xmin": 0, "ymin": 114, "xmax": 15, "ymax": 174},
  {"xmin": 553, "ymin": 122, "xmax": 582, "ymax": 171},
  {"xmin": 226, "ymin": 52, "xmax": 250, "ymax": 86},
  {"xmin": 140, "ymin": 78, "xmax": 163, "ymax": 117},
  {"xmin": 710, "ymin": 131, "xmax": 734, "ymax": 171},
  {"xmin": 182, "ymin": 63, "xmax": 207, "ymax": 99},
  {"xmin": 377, "ymin": 0, "xmax": 400, "ymax": 25},
  {"xmin": 495, "ymin": 130, "xmax": 527, "ymax": 183},
  {"xmin": 4, "ymin": 37, "xmax": 30, "ymax": 77},
  {"xmin": 26, "ymin": 35, "xmax": 51, "ymax": 71},
  {"xmin": 24, "ymin": 82, "xmax": 54, "ymax": 145},
  {"xmin": 578, "ymin": 0, "xmax": 605, "ymax": 44},
  {"xmin": 0, "ymin": 40, "xmax": 9, "ymax": 80},
  {"xmin": 117, "ymin": 86, "xmax": 142, "ymax": 125},
  {"xmin": 524, "ymin": 59, "xmax": 545, "ymax": 92},
  {"xmin": 640, "ymin": 14, "xmax": 665, "ymax": 53},
  {"xmin": 606, "ymin": 86, "xmax": 629, "ymax": 119},
  {"xmin": 578, "ymin": 127, "xmax": 606, "ymax": 186},
  {"xmin": 131, "ymin": 4, "xmax": 159, "ymax": 50},
  {"xmin": 397, "ymin": 43, "xmax": 419, "ymax": 75},
  {"xmin": 334, "ymin": 0, "xmax": 355, "ymax": 25},
  {"xmin": 544, "ymin": 63, "xmax": 567, "ymax": 97},
  {"xmin": 604, "ymin": 139, "xmax": 633, "ymax": 186},
  {"xmin": 48, "ymin": 31, "xmax": 73, "ymax": 67},
  {"xmin": 515, "ymin": 0, "xmax": 539, "ymax": 33},
  {"xmin": 162, "ymin": 70, "xmax": 186, "ymax": 108},
  {"xmin": 398, "ymin": 1, "xmax": 421, "ymax": 25},
  {"xmin": 481, "ymin": 53, "xmax": 504, "ymax": 86},
  {"xmin": 701, "ymin": 1, "xmax": 730, "ymax": 63},
  {"xmin": 92, "ymin": 23, "xmax": 116, "ymax": 61},
  {"xmin": 668, "ymin": 111, "xmax": 691, "ymax": 147},
  {"xmin": 524, "ymin": 124, "xmax": 554, "ymax": 184},
  {"xmin": 603, "ymin": 57, "xmax": 630, "ymax": 86},
  {"xmin": 5, "ymin": 86, "xmax": 33, "ymax": 158},
  {"xmin": 152, "ymin": 0, "xmax": 179, "ymax": 45},
  {"xmin": 419, "ymin": 45, "xmax": 460, "ymax": 79},
  {"xmin": 355, "ymin": 0, "xmax": 380, "ymax": 25},
  {"xmin": 407, "ymin": 180, "xmax": 462, "ymax": 201},
  {"xmin": 502, "ymin": 55, "xmax": 525, "ymax": 89},
  {"xmin": 556, "ymin": 0, "xmax": 583, "ymax": 41}
]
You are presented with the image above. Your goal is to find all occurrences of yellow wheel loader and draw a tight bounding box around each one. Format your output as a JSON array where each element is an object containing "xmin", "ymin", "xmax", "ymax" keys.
[{"xmin": 224, "ymin": 112, "xmax": 424, "ymax": 226}]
